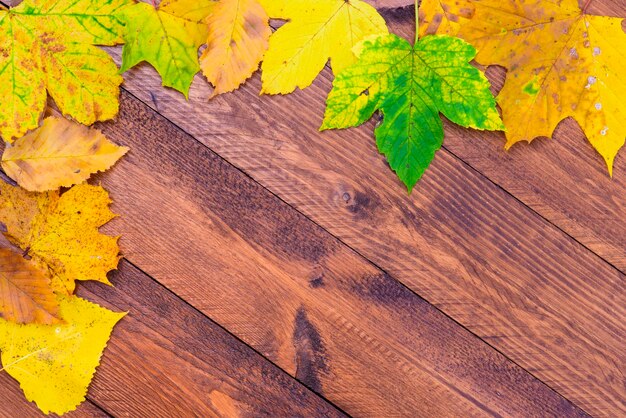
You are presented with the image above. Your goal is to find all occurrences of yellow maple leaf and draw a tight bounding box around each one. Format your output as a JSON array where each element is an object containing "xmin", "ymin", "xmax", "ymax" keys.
[
  {"xmin": 259, "ymin": 0, "xmax": 388, "ymax": 94},
  {"xmin": 2, "ymin": 116, "xmax": 128, "ymax": 192},
  {"xmin": 419, "ymin": 0, "xmax": 626, "ymax": 173},
  {"xmin": 0, "ymin": 247, "xmax": 60, "ymax": 325},
  {"xmin": 0, "ymin": 0, "xmax": 130, "ymax": 142},
  {"xmin": 201, "ymin": 0, "xmax": 271, "ymax": 97},
  {"xmin": 0, "ymin": 182, "xmax": 120, "ymax": 295},
  {"xmin": 0, "ymin": 294, "xmax": 125, "ymax": 415}
]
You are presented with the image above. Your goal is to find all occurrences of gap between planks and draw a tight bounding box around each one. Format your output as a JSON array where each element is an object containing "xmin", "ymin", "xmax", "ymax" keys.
[
  {"xmin": 118, "ymin": 258, "xmax": 352, "ymax": 417},
  {"xmin": 107, "ymin": 55, "xmax": 621, "ymax": 415},
  {"xmin": 0, "ymin": 0, "xmax": 620, "ymax": 413},
  {"xmin": 107, "ymin": 89, "xmax": 592, "ymax": 416}
]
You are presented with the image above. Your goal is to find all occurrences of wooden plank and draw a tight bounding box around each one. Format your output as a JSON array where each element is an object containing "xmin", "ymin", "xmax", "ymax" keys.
[
  {"xmin": 379, "ymin": 1, "xmax": 626, "ymax": 271},
  {"xmin": 88, "ymin": 92, "xmax": 587, "ymax": 417},
  {"xmin": 99, "ymin": 3, "xmax": 625, "ymax": 415},
  {"xmin": 0, "ymin": 245, "xmax": 340, "ymax": 417},
  {"xmin": 109, "ymin": 0, "xmax": 626, "ymax": 273},
  {"xmin": 75, "ymin": 261, "xmax": 345, "ymax": 418}
]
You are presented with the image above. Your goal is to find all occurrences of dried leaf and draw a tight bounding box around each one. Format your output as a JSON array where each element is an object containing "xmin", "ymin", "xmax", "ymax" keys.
[
  {"xmin": 0, "ymin": 294, "xmax": 125, "ymax": 415},
  {"xmin": 259, "ymin": 0, "xmax": 388, "ymax": 94},
  {"xmin": 0, "ymin": 247, "xmax": 59, "ymax": 325},
  {"xmin": 420, "ymin": 0, "xmax": 626, "ymax": 173},
  {"xmin": 0, "ymin": 182, "xmax": 120, "ymax": 295},
  {"xmin": 201, "ymin": 0, "xmax": 271, "ymax": 96},
  {"xmin": 117, "ymin": 0, "xmax": 215, "ymax": 96},
  {"xmin": 2, "ymin": 117, "xmax": 128, "ymax": 192},
  {"xmin": 322, "ymin": 33, "xmax": 503, "ymax": 192},
  {"xmin": 418, "ymin": 0, "xmax": 473, "ymax": 38},
  {"xmin": 0, "ymin": 0, "xmax": 131, "ymax": 142}
]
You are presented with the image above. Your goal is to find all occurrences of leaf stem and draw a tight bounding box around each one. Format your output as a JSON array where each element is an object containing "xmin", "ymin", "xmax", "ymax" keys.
[
  {"xmin": 414, "ymin": 0, "xmax": 419, "ymax": 44},
  {"xmin": 582, "ymin": 0, "xmax": 593, "ymax": 13}
]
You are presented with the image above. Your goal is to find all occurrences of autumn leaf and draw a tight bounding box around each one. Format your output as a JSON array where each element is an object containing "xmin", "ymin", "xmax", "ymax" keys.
[
  {"xmin": 117, "ymin": 0, "xmax": 215, "ymax": 96},
  {"xmin": 2, "ymin": 117, "xmax": 128, "ymax": 192},
  {"xmin": 201, "ymin": 0, "xmax": 271, "ymax": 97},
  {"xmin": 0, "ymin": 247, "xmax": 60, "ymax": 325},
  {"xmin": 0, "ymin": 182, "xmax": 120, "ymax": 295},
  {"xmin": 0, "ymin": 0, "xmax": 131, "ymax": 142},
  {"xmin": 0, "ymin": 294, "xmax": 125, "ymax": 415},
  {"xmin": 322, "ymin": 33, "xmax": 503, "ymax": 192},
  {"xmin": 420, "ymin": 0, "xmax": 626, "ymax": 174},
  {"xmin": 259, "ymin": 0, "xmax": 388, "ymax": 94},
  {"xmin": 418, "ymin": 0, "xmax": 473, "ymax": 38}
]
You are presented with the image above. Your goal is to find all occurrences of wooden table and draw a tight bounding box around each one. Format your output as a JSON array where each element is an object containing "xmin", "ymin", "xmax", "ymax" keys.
[{"xmin": 0, "ymin": 1, "xmax": 623, "ymax": 416}]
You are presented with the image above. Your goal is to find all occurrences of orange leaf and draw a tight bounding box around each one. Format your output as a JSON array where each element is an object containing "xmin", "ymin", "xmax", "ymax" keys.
[
  {"xmin": 419, "ymin": 0, "xmax": 626, "ymax": 174},
  {"xmin": 201, "ymin": 0, "xmax": 271, "ymax": 96},
  {"xmin": 0, "ymin": 247, "xmax": 60, "ymax": 325}
]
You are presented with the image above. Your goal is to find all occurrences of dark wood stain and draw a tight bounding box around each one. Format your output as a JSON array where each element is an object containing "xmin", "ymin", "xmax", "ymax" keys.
[
  {"xmin": 345, "ymin": 190, "xmax": 381, "ymax": 220},
  {"xmin": 84, "ymin": 91, "xmax": 590, "ymax": 417},
  {"xmin": 309, "ymin": 274, "xmax": 325, "ymax": 288},
  {"xmin": 79, "ymin": 262, "xmax": 345, "ymax": 418},
  {"xmin": 350, "ymin": 273, "xmax": 418, "ymax": 307},
  {"xmin": 293, "ymin": 307, "xmax": 329, "ymax": 393},
  {"xmin": 0, "ymin": 0, "xmax": 622, "ymax": 416},
  {"xmin": 95, "ymin": 1, "xmax": 625, "ymax": 415}
]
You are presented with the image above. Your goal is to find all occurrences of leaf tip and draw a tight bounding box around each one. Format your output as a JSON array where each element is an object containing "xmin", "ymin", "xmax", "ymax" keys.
[
  {"xmin": 605, "ymin": 156, "xmax": 614, "ymax": 178},
  {"xmin": 403, "ymin": 178, "xmax": 417, "ymax": 195}
]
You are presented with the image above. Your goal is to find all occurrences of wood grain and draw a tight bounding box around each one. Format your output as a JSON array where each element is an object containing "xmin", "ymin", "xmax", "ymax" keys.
[
  {"xmin": 77, "ymin": 261, "xmax": 345, "ymax": 418},
  {"xmin": 88, "ymin": 92, "xmax": 587, "ymax": 417},
  {"xmin": 0, "ymin": 0, "xmax": 621, "ymax": 415},
  {"xmin": 382, "ymin": 1, "xmax": 626, "ymax": 270},
  {"xmin": 0, "ymin": 238, "xmax": 341, "ymax": 417},
  {"xmin": 103, "ymin": 2, "xmax": 626, "ymax": 414}
]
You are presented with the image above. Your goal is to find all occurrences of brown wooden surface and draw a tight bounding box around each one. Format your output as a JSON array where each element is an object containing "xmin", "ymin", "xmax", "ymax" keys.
[
  {"xmin": 95, "ymin": 93, "xmax": 586, "ymax": 417},
  {"xmin": 0, "ymin": 0, "xmax": 623, "ymax": 416},
  {"xmin": 98, "ymin": 2, "xmax": 625, "ymax": 416},
  {"xmin": 0, "ymin": 240, "xmax": 344, "ymax": 417},
  {"xmin": 79, "ymin": 262, "xmax": 344, "ymax": 418}
]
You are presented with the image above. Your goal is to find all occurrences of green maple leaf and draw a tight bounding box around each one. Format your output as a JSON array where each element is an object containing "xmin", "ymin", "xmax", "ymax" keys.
[
  {"xmin": 117, "ymin": 0, "xmax": 215, "ymax": 97},
  {"xmin": 322, "ymin": 33, "xmax": 504, "ymax": 192},
  {"xmin": 0, "ymin": 0, "xmax": 131, "ymax": 142}
]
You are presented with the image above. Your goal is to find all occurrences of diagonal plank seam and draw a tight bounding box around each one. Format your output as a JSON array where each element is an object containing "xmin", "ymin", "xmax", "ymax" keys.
[
  {"xmin": 270, "ymin": 2, "xmax": 626, "ymax": 278},
  {"xmin": 0, "ymin": 0, "xmax": 619, "ymax": 277},
  {"xmin": 111, "ymin": 87, "xmax": 593, "ymax": 416},
  {"xmin": 0, "ymin": 0, "xmax": 612, "ymax": 412},
  {"xmin": 441, "ymin": 140, "xmax": 625, "ymax": 277},
  {"xmin": 308, "ymin": 3, "xmax": 626, "ymax": 276},
  {"xmin": 112, "ymin": 258, "xmax": 352, "ymax": 417},
  {"xmin": 369, "ymin": 3, "xmax": 626, "ymax": 276},
  {"xmin": 79, "ymin": 398, "xmax": 114, "ymax": 418}
]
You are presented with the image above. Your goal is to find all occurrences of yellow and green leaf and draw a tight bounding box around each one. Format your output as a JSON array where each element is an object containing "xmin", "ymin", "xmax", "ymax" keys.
[
  {"xmin": 259, "ymin": 0, "xmax": 388, "ymax": 94},
  {"xmin": 420, "ymin": 0, "xmax": 626, "ymax": 174},
  {"xmin": 322, "ymin": 34, "xmax": 503, "ymax": 192},
  {"xmin": 0, "ymin": 0, "xmax": 131, "ymax": 142},
  {"xmin": 117, "ymin": 0, "xmax": 215, "ymax": 97}
]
